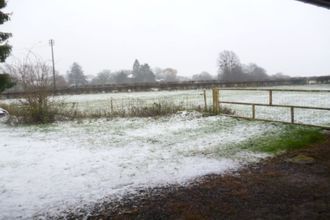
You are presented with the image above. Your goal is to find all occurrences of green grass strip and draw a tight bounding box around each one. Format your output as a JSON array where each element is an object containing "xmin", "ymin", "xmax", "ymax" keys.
[{"xmin": 241, "ymin": 126, "xmax": 325, "ymax": 154}]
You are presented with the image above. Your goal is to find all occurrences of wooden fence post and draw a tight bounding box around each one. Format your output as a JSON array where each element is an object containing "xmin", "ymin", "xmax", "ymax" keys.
[
  {"xmin": 203, "ymin": 90, "xmax": 208, "ymax": 112},
  {"xmin": 290, "ymin": 106, "xmax": 295, "ymax": 124},
  {"xmin": 252, "ymin": 104, "xmax": 256, "ymax": 119},
  {"xmin": 110, "ymin": 98, "xmax": 113, "ymax": 113},
  {"xmin": 212, "ymin": 88, "xmax": 220, "ymax": 114},
  {"xmin": 269, "ymin": 90, "xmax": 273, "ymax": 106}
]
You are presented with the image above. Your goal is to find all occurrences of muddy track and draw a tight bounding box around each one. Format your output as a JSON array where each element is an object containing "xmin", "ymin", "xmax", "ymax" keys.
[{"xmin": 66, "ymin": 133, "xmax": 330, "ymax": 220}]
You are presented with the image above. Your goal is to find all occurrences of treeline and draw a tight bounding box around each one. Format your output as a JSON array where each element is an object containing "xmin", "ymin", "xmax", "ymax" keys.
[
  {"xmin": 1, "ymin": 51, "xmax": 293, "ymax": 92},
  {"xmin": 57, "ymin": 59, "xmax": 192, "ymax": 88},
  {"xmin": 59, "ymin": 51, "xmax": 291, "ymax": 88},
  {"xmin": 217, "ymin": 50, "xmax": 290, "ymax": 82}
]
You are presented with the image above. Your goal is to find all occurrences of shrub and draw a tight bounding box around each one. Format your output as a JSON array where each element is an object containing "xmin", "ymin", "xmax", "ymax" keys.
[{"xmin": 3, "ymin": 57, "xmax": 63, "ymax": 124}]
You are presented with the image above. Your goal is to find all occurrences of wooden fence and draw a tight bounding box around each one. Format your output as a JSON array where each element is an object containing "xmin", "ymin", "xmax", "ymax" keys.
[{"xmin": 212, "ymin": 88, "xmax": 330, "ymax": 129}]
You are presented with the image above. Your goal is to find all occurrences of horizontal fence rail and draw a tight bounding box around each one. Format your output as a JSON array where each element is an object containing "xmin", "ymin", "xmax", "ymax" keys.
[
  {"xmin": 215, "ymin": 88, "xmax": 330, "ymax": 129},
  {"xmin": 219, "ymin": 101, "xmax": 330, "ymax": 111},
  {"xmin": 217, "ymin": 88, "xmax": 330, "ymax": 92}
]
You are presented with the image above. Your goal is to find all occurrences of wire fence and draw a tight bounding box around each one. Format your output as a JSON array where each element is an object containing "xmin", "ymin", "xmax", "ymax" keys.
[{"xmin": 64, "ymin": 92, "xmax": 207, "ymax": 117}]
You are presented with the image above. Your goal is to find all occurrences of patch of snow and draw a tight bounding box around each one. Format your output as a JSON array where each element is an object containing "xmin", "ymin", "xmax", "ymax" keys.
[{"xmin": 0, "ymin": 115, "xmax": 281, "ymax": 219}]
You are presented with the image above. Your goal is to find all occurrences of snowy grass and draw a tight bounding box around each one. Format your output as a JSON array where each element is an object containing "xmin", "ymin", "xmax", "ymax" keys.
[
  {"xmin": 0, "ymin": 113, "xmax": 298, "ymax": 219},
  {"xmin": 219, "ymin": 84, "xmax": 330, "ymax": 126},
  {"xmin": 0, "ymin": 85, "xmax": 329, "ymax": 218},
  {"xmin": 54, "ymin": 84, "xmax": 330, "ymax": 127},
  {"xmin": 2, "ymin": 85, "xmax": 330, "ymax": 126}
]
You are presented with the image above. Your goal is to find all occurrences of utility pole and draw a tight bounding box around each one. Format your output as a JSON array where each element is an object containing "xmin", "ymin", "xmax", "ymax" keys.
[{"xmin": 49, "ymin": 39, "xmax": 56, "ymax": 94}]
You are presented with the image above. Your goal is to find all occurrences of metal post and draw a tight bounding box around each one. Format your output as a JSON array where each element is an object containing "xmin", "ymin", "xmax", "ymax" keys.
[{"xmin": 49, "ymin": 39, "xmax": 56, "ymax": 94}]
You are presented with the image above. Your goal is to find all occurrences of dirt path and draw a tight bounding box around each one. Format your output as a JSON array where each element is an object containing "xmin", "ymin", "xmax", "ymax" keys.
[{"xmin": 68, "ymin": 133, "xmax": 330, "ymax": 220}]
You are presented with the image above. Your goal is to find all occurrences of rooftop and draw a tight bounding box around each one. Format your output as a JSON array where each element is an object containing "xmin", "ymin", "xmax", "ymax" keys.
[{"xmin": 297, "ymin": 0, "xmax": 330, "ymax": 9}]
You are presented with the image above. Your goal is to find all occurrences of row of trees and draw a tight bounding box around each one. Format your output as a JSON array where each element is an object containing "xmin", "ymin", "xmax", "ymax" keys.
[
  {"xmin": 68, "ymin": 59, "xmax": 157, "ymax": 87},
  {"xmin": 49, "ymin": 53, "xmax": 291, "ymax": 88},
  {"xmin": 2, "ymin": 54, "xmax": 292, "ymax": 91},
  {"xmin": 67, "ymin": 59, "xmax": 184, "ymax": 87},
  {"xmin": 217, "ymin": 50, "xmax": 289, "ymax": 82},
  {"xmin": 68, "ymin": 51, "xmax": 290, "ymax": 87}
]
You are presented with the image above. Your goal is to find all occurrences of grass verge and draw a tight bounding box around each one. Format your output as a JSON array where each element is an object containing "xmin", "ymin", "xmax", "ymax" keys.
[{"xmin": 241, "ymin": 125, "xmax": 325, "ymax": 154}]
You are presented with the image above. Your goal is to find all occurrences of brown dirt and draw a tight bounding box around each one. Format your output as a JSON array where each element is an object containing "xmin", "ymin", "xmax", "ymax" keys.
[{"xmin": 66, "ymin": 133, "xmax": 330, "ymax": 220}]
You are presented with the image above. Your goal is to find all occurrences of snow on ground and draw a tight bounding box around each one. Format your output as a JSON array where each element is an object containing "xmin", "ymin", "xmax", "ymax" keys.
[
  {"xmin": 212, "ymin": 84, "xmax": 330, "ymax": 126},
  {"xmin": 220, "ymin": 88, "xmax": 330, "ymax": 126},
  {"xmin": 57, "ymin": 84, "xmax": 330, "ymax": 126},
  {"xmin": 2, "ymin": 85, "xmax": 330, "ymax": 127},
  {"xmin": 0, "ymin": 113, "xmax": 280, "ymax": 219}
]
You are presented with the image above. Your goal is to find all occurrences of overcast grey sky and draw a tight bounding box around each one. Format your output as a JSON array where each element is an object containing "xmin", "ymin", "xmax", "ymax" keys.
[{"xmin": 3, "ymin": 0, "xmax": 330, "ymax": 77}]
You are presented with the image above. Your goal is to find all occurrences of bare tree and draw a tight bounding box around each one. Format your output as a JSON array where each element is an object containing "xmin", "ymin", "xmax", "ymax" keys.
[
  {"xmin": 8, "ymin": 60, "xmax": 51, "ymax": 92},
  {"xmin": 217, "ymin": 51, "xmax": 241, "ymax": 73},
  {"xmin": 5, "ymin": 57, "xmax": 62, "ymax": 123},
  {"xmin": 217, "ymin": 50, "xmax": 244, "ymax": 82}
]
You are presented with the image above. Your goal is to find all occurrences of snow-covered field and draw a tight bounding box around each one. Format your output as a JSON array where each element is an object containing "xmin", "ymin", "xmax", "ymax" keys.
[
  {"xmin": 220, "ymin": 85, "xmax": 330, "ymax": 126},
  {"xmin": 0, "ymin": 113, "xmax": 284, "ymax": 219},
  {"xmin": 2, "ymin": 85, "xmax": 330, "ymax": 127},
  {"xmin": 61, "ymin": 89, "xmax": 206, "ymax": 113},
  {"xmin": 1, "ymin": 84, "xmax": 329, "ymax": 218},
  {"xmin": 57, "ymin": 84, "xmax": 330, "ymax": 126},
  {"xmin": 55, "ymin": 84, "xmax": 330, "ymax": 126}
]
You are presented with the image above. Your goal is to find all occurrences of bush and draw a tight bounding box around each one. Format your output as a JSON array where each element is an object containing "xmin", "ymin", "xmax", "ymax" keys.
[{"xmin": 3, "ymin": 57, "xmax": 63, "ymax": 124}]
